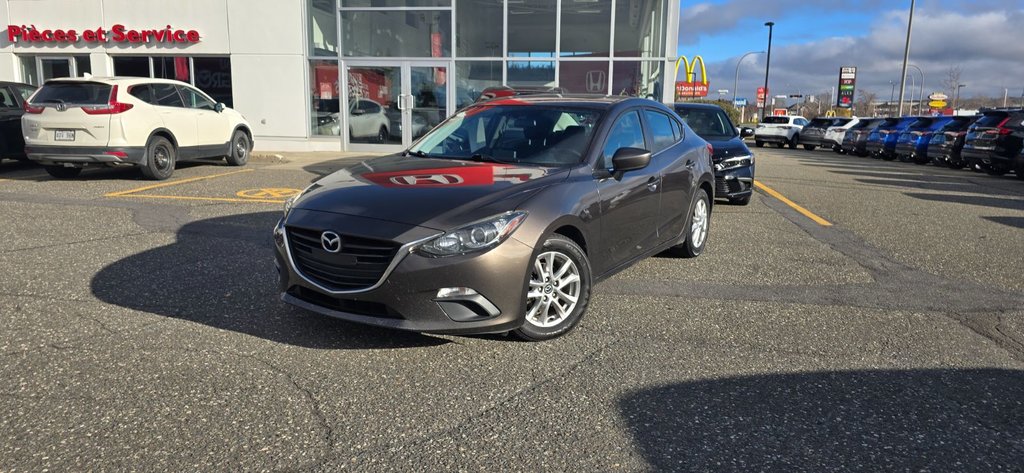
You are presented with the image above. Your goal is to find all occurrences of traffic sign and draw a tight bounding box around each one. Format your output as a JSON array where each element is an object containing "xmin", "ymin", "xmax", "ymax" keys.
[{"xmin": 734, "ymin": 98, "xmax": 748, "ymax": 107}]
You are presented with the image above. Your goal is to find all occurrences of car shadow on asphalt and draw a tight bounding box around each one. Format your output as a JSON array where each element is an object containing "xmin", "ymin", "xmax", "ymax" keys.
[
  {"xmin": 904, "ymin": 192, "xmax": 1024, "ymax": 212},
  {"xmin": 619, "ymin": 368, "xmax": 1024, "ymax": 472},
  {"xmin": 90, "ymin": 211, "xmax": 450, "ymax": 350},
  {"xmin": 0, "ymin": 160, "xmax": 227, "ymax": 182}
]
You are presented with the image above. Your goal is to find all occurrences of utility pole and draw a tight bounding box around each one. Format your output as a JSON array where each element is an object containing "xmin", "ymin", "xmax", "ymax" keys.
[
  {"xmin": 761, "ymin": 22, "xmax": 774, "ymax": 121},
  {"xmin": 897, "ymin": 0, "xmax": 915, "ymax": 116}
]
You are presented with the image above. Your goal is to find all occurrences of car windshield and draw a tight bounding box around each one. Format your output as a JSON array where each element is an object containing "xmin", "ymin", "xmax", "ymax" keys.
[
  {"xmin": 30, "ymin": 81, "xmax": 111, "ymax": 105},
  {"xmin": 939, "ymin": 117, "xmax": 975, "ymax": 132},
  {"xmin": 972, "ymin": 113, "xmax": 1008, "ymax": 128},
  {"xmin": 408, "ymin": 104, "xmax": 601, "ymax": 166},
  {"xmin": 675, "ymin": 107, "xmax": 735, "ymax": 139},
  {"xmin": 762, "ymin": 116, "xmax": 789, "ymax": 124}
]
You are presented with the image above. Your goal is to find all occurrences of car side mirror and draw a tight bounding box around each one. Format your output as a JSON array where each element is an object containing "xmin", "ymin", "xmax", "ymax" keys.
[
  {"xmin": 611, "ymin": 147, "xmax": 651, "ymax": 178},
  {"xmin": 740, "ymin": 127, "xmax": 755, "ymax": 137},
  {"xmin": 214, "ymin": 102, "xmax": 225, "ymax": 113}
]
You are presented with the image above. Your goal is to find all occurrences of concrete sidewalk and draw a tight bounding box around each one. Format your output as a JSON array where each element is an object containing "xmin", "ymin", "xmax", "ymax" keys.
[{"xmin": 250, "ymin": 150, "xmax": 388, "ymax": 174}]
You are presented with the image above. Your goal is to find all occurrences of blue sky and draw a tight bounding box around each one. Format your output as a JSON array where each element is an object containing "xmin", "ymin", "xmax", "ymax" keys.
[{"xmin": 675, "ymin": 0, "xmax": 1024, "ymax": 100}]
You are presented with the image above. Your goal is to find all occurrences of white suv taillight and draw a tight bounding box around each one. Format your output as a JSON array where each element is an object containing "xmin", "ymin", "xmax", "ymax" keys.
[
  {"xmin": 23, "ymin": 101, "xmax": 44, "ymax": 114},
  {"xmin": 82, "ymin": 85, "xmax": 134, "ymax": 115}
]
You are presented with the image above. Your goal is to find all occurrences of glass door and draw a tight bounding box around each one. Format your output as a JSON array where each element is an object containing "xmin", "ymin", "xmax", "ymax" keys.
[
  {"xmin": 343, "ymin": 60, "xmax": 451, "ymax": 151},
  {"xmin": 38, "ymin": 57, "xmax": 75, "ymax": 82}
]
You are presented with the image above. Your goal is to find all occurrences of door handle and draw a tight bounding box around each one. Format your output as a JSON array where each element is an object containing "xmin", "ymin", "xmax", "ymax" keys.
[
  {"xmin": 647, "ymin": 176, "xmax": 660, "ymax": 192},
  {"xmin": 396, "ymin": 94, "xmax": 406, "ymax": 111}
]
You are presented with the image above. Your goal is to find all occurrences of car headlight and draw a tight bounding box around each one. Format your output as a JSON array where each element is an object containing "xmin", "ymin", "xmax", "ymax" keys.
[
  {"xmin": 417, "ymin": 211, "xmax": 528, "ymax": 257},
  {"xmin": 715, "ymin": 154, "xmax": 754, "ymax": 172}
]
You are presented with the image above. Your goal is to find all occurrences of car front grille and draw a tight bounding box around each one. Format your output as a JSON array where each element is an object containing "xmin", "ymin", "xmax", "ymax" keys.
[{"xmin": 286, "ymin": 226, "xmax": 400, "ymax": 292}]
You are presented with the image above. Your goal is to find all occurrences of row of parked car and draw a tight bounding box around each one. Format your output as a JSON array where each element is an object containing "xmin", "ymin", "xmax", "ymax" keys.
[{"xmin": 753, "ymin": 110, "xmax": 1024, "ymax": 179}]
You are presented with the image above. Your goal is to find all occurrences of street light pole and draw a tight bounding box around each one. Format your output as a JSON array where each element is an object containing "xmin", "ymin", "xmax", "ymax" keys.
[
  {"xmin": 897, "ymin": 0, "xmax": 915, "ymax": 116},
  {"xmin": 889, "ymin": 80, "xmax": 896, "ymax": 112},
  {"xmin": 955, "ymin": 84, "xmax": 966, "ymax": 113},
  {"xmin": 908, "ymin": 64, "xmax": 924, "ymax": 115},
  {"xmin": 733, "ymin": 50, "xmax": 765, "ymax": 108},
  {"xmin": 761, "ymin": 22, "xmax": 774, "ymax": 121}
]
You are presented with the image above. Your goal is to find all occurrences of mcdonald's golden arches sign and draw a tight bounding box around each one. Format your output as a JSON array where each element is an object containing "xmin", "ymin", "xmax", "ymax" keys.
[{"xmin": 674, "ymin": 55, "xmax": 709, "ymax": 99}]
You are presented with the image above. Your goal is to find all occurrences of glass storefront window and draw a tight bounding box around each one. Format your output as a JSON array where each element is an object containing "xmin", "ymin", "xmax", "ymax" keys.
[
  {"xmin": 194, "ymin": 57, "xmax": 233, "ymax": 107},
  {"xmin": 154, "ymin": 57, "xmax": 192, "ymax": 82},
  {"xmin": 611, "ymin": 61, "xmax": 664, "ymax": 99},
  {"xmin": 507, "ymin": 0, "xmax": 556, "ymax": 57},
  {"xmin": 560, "ymin": 2, "xmax": 611, "ymax": 57},
  {"xmin": 309, "ymin": 0, "xmax": 338, "ymax": 57},
  {"xmin": 310, "ymin": 60, "xmax": 341, "ymax": 136},
  {"xmin": 342, "ymin": 0, "xmax": 450, "ymax": 6},
  {"xmin": 455, "ymin": 61, "xmax": 501, "ymax": 108},
  {"xmin": 507, "ymin": 61, "xmax": 554, "ymax": 88},
  {"xmin": 560, "ymin": 61, "xmax": 609, "ymax": 94},
  {"xmin": 75, "ymin": 56, "xmax": 92, "ymax": 76},
  {"xmin": 19, "ymin": 56, "xmax": 38, "ymax": 85},
  {"xmin": 456, "ymin": 0, "xmax": 501, "ymax": 57},
  {"xmin": 614, "ymin": 0, "xmax": 666, "ymax": 57},
  {"xmin": 341, "ymin": 10, "xmax": 451, "ymax": 57},
  {"xmin": 113, "ymin": 56, "xmax": 151, "ymax": 77},
  {"xmin": 346, "ymin": 65, "xmax": 403, "ymax": 144}
]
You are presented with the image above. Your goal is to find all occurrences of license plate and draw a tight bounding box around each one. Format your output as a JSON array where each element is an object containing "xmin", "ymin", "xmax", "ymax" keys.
[{"xmin": 54, "ymin": 130, "xmax": 75, "ymax": 142}]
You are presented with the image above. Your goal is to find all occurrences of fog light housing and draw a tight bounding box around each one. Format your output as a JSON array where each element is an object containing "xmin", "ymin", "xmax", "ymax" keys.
[
  {"xmin": 273, "ymin": 220, "xmax": 286, "ymax": 247},
  {"xmin": 436, "ymin": 287, "xmax": 478, "ymax": 299}
]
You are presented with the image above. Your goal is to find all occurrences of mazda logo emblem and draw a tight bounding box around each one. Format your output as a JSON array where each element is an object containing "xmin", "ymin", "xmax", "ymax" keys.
[{"xmin": 320, "ymin": 231, "xmax": 342, "ymax": 253}]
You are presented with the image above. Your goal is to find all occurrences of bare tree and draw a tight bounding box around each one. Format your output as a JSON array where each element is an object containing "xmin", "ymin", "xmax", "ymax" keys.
[
  {"xmin": 856, "ymin": 90, "xmax": 878, "ymax": 117},
  {"xmin": 941, "ymin": 66, "xmax": 963, "ymax": 98}
]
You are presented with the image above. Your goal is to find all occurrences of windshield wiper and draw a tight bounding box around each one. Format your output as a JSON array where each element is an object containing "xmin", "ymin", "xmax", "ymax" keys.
[{"xmin": 470, "ymin": 153, "xmax": 509, "ymax": 163}]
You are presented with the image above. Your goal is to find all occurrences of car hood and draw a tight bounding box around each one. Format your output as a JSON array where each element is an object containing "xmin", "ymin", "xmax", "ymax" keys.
[
  {"xmin": 292, "ymin": 154, "xmax": 568, "ymax": 230},
  {"xmin": 705, "ymin": 137, "xmax": 752, "ymax": 163}
]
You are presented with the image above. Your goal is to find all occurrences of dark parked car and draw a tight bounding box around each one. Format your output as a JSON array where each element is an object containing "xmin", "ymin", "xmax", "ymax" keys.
[
  {"xmin": 894, "ymin": 116, "xmax": 953, "ymax": 164},
  {"xmin": 866, "ymin": 116, "xmax": 918, "ymax": 160},
  {"xmin": 799, "ymin": 117, "xmax": 852, "ymax": 151},
  {"xmin": 274, "ymin": 96, "xmax": 715, "ymax": 341},
  {"xmin": 674, "ymin": 102, "xmax": 754, "ymax": 205},
  {"xmin": 841, "ymin": 117, "xmax": 884, "ymax": 156},
  {"xmin": 961, "ymin": 109, "xmax": 1024, "ymax": 176},
  {"xmin": 1, "ymin": 81, "xmax": 37, "ymax": 162},
  {"xmin": 926, "ymin": 116, "xmax": 978, "ymax": 168}
]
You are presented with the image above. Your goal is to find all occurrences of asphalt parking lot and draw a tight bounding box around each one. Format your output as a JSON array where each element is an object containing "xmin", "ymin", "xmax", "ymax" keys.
[{"xmin": 2, "ymin": 149, "xmax": 1023, "ymax": 471}]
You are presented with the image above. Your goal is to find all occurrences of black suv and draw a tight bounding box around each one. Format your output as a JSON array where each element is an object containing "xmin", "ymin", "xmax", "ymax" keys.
[
  {"xmin": 841, "ymin": 118, "xmax": 883, "ymax": 156},
  {"xmin": 926, "ymin": 116, "xmax": 978, "ymax": 168},
  {"xmin": 674, "ymin": 102, "xmax": 754, "ymax": 205},
  {"xmin": 0, "ymin": 81, "xmax": 37, "ymax": 162},
  {"xmin": 275, "ymin": 96, "xmax": 715, "ymax": 341},
  {"xmin": 961, "ymin": 109, "xmax": 1024, "ymax": 176}
]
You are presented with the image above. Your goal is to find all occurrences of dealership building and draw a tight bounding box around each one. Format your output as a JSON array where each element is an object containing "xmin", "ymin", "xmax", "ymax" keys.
[{"xmin": 1, "ymin": 0, "xmax": 680, "ymax": 152}]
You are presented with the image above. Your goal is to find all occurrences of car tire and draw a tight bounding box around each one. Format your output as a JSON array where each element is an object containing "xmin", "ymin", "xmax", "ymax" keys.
[
  {"xmin": 670, "ymin": 188, "xmax": 711, "ymax": 258},
  {"xmin": 985, "ymin": 165, "xmax": 1008, "ymax": 176},
  {"xmin": 728, "ymin": 194, "xmax": 751, "ymax": 206},
  {"xmin": 140, "ymin": 136, "xmax": 176, "ymax": 181},
  {"xmin": 226, "ymin": 130, "xmax": 250, "ymax": 166},
  {"xmin": 946, "ymin": 157, "xmax": 965, "ymax": 169},
  {"xmin": 44, "ymin": 165, "xmax": 82, "ymax": 179},
  {"xmin": 377, "ymin": 126, "xmax": 388, "ymax": 144},
  {"xmin": 789, "ymin": 135, "xmax": 799, "ymax": 149},
  {"xmin": 755, "ymin": 140, "xmax": 764, "ymax": 148},
  {"xmin": 513, "ymin": 235, "xmax": 592, "ymax": 342},
  {"xmin": 803, "ymin": 144, "xmax": 816, "ymax": 151}
]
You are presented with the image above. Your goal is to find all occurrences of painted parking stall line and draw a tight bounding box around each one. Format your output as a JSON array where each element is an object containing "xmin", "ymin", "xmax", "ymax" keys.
[
  {"xmin": 753, "ymin": 180, "xmax": 833, "ymax": 227},
  {"xmin": 105, "ymin": 169, "xmax": 255, "ymax": 197},
  {"xmin": 236, "ymin": 188, "xmax": 301, "ymax": 200}
]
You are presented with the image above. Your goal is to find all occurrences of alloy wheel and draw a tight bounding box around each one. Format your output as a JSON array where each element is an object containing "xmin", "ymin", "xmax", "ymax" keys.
[
  {"xmin": 691, "ymin": 199, "xmax": 709, "ymax": 248},
  {"xmin": 525, "ymin": 251, "xmax": 581, "ymax": 328}
]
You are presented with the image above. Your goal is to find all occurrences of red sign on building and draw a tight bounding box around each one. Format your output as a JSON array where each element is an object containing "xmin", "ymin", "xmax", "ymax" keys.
[{"xmin": 675, "ymin": 81, "xmax": 709, "ymax": 99}]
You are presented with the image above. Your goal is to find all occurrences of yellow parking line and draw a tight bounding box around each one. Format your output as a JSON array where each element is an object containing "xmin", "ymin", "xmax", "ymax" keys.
[
  {"xmin": 753, "ymin": 180, "xmax": 833, "ymax": 227},
  {"xmin": 108, "ymin": 194, "xmax": 286, "ymax": 204},
  {"xmin": 104, "ymin": 169, "xmax": 254, "ymax": 197}
]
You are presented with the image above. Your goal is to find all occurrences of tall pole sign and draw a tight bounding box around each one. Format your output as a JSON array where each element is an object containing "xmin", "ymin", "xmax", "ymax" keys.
[{"xmin": 837, "ymin": 66, "xmax": 856, "ymax": 109}]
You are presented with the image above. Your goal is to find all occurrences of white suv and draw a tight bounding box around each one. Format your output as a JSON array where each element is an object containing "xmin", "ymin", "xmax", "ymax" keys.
[
  {"xmin": 754, "ymin": 115, "xmax": 807, "ymax": 149},
  {"xmin": 22, "ymin": 77, "xmax": 252, "ymax": 180}
]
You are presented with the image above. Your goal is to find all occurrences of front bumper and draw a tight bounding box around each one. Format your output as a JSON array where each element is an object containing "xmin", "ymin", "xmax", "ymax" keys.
[
  {"xmin": 25, "ymin": 145, "xmax": 146, "ymax": 166},
  {"xmin": 714, "ymin": 165, "xmax": 753, "ymax": 200},
  {"xmin": 275, "ymin": 209, "xmax": 535, "ymax": 335}
]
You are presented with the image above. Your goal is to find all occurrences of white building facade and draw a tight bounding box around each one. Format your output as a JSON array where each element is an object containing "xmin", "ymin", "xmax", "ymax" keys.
[{"xmin": 1, "ymin": 0, "xmax": 679, "ymax": 152}]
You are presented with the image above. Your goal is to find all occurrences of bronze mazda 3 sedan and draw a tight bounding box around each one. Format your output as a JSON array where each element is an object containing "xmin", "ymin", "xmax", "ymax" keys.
[{"xmin": 274, "ymin": 96, "xmax": 715, "ymax": 340}]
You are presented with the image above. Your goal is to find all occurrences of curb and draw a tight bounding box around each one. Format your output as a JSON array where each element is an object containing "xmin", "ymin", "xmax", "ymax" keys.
[{"xmin": 249, "ymin": 153, "xmax": 290, "ymax": 164}]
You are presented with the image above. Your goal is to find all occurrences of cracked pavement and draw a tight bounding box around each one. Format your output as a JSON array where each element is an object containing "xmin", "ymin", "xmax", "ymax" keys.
[{"xmin": 1, "ymin": 149, "xmax": 1022, "ymax": 471}]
